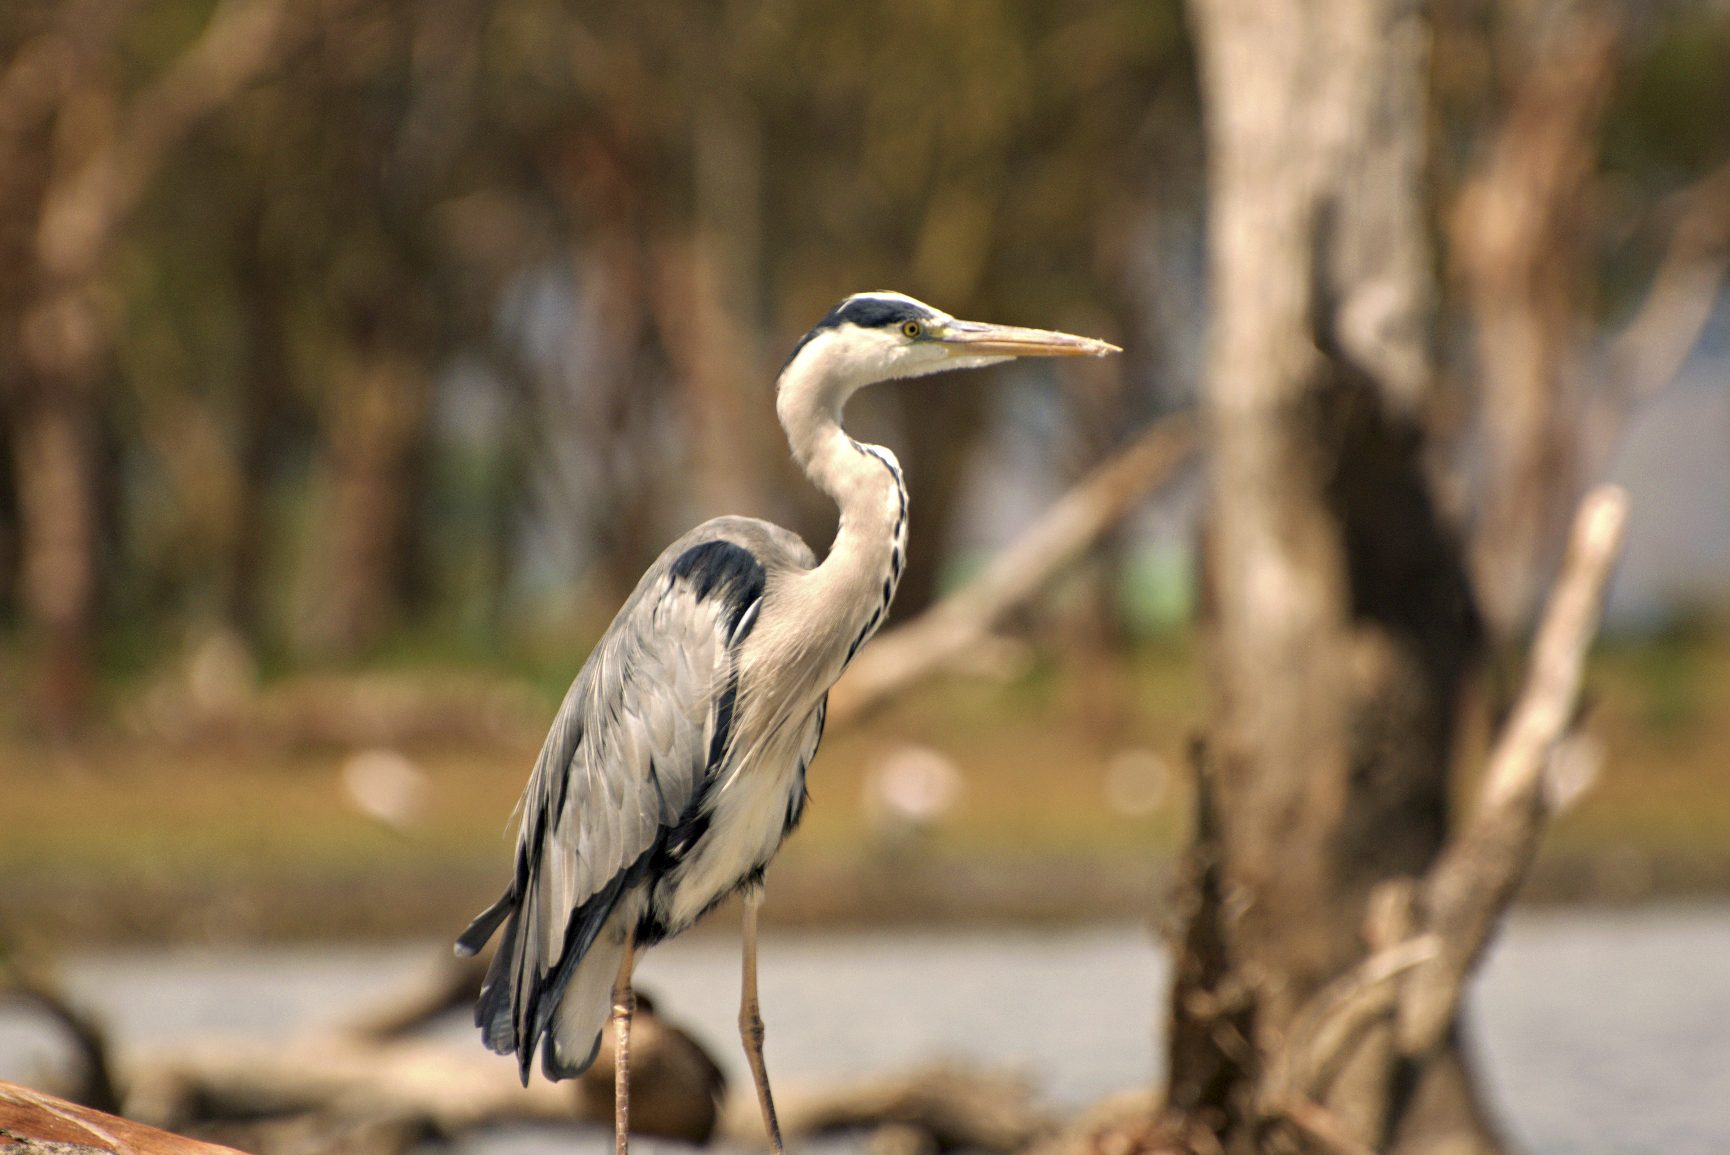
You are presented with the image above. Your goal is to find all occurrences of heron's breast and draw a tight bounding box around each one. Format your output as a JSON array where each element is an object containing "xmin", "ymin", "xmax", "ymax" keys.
[{"xmin": 655, "ymin": 709, "xmax": 816, "ymax": 931}]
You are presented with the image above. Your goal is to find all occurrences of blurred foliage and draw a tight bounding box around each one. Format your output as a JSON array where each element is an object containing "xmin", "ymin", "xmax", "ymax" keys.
[
  {"xmin": 0, "ymin": 0, "xmax": 1725, "ymax": 734},
  {"xmin": 1604, "ymin": 4, "xmax": 1730, "ymax": 183},
  {"xmin": 0, "ymin": 0, "xmax": 1198, "ymax": 725}
]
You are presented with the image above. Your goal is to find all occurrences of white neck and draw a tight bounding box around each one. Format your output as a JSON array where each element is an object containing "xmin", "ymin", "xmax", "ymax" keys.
[
  {"xmin": 775, "ymin": 340, "xmax": 908, "ymax": 654},
  {"xmin": 777, "ymin": 344, "xmax": 868, "ymax": 503}
]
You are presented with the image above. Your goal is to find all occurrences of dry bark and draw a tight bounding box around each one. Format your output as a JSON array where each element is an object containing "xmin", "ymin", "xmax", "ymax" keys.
[
  {"xmin": 1168, "ymin": 7, "xmax": 1638, "ymax": 1150},
  {"xmin": 1269, "ymin": 487, "xmax": 1627, "ymax": 1141},
  {"xmin": 1170, "ymin": 0, "xmax": 1493, "ymax": 1152},
  {"xmin": 1397, "ymin": 486, "xmax": 1627, "ymax": 1054},
  {"xmin": 0, "ymin": 1080, "xmax": 244, "ymax": 1155}
]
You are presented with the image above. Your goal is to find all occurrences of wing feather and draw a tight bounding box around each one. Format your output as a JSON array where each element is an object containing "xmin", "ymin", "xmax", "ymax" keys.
[{"xmin": 459, "ymin": 526, "xmax": 776, "ymax": 1082}]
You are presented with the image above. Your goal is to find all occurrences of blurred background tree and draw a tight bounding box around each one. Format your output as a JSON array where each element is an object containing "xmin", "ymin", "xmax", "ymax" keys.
[
  {"xmin": 0, "ymin": 0, "xmax": 1205, "ymax": 726},
  {"xmin": 0, "ymin": 0, "xmax": 1727, "ymax": 1150},
  {"xmin": 3, "ymin": 0, "xmax": 1715, "ymax": 733}
]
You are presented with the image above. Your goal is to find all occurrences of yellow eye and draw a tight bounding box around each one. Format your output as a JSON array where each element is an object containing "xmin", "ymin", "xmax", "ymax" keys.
[{"xmin": 901, "ymin": 320, "xmax": 923, "ymax": 339}]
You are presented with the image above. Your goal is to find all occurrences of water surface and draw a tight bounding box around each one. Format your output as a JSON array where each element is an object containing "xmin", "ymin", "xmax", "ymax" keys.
[{"xmin": 1, "ymin": 906, "xmax": 1724, "ymax": 1154}]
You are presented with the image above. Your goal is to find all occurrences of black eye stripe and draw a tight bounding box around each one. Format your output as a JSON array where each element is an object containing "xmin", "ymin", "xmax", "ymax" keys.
[
  {"xmin": 783, "ymin": 295, "xmax": 934, "ymax": 369},
  {"xmin": 832, "ymin": 297, "xmax": 925, "ymax": 330}
]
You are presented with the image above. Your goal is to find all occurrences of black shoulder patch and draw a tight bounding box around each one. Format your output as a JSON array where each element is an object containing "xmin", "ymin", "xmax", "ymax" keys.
[{"xmin": 669, "ymin": 539, "xmax": 766, "ymax": 643}]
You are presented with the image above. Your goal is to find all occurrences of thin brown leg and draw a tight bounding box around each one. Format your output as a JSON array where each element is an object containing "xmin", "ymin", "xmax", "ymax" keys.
[
  {"xmin": 612, "ymin": 928, "xmax": 637, "ymax": 1155},
  {"xmin": 740, "ymin": 887, "xmax": 785, "ymax": 1153}
]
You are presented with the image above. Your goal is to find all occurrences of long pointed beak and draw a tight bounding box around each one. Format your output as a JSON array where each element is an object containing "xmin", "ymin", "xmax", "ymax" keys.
[{"xmin": 939, "ymin": 319, "xmax": 1121, "ymax": 358}]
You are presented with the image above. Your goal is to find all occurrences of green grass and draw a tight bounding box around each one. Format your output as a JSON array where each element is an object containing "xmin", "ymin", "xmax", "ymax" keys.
[{"xmin": 2, "ymin": 629, "xmax": 1728, "ymax": 942}]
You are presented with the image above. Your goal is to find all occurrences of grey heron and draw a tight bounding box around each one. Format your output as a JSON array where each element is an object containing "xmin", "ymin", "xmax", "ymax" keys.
[{"xmin": 456, "ymin": 291, "xmax": 1119, "ymax": 1152}]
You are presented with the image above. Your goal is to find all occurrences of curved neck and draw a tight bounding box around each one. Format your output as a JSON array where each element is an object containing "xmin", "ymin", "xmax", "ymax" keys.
[
  {"xmin": 775, "ymin": 349, "xmax": 908, "ymax": 603},
  {"xmin": 776, "ymin": 369, "xmax": 864, "ymax": 513}
]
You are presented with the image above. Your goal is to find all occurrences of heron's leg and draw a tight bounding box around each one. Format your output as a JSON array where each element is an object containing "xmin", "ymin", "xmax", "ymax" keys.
[
  {"xmin": 612, "ymin": 926, "xmax": 637, "ymax": 1155},
  {"xmin": 740, "ymin": 887, "xmax": 785, "ymax": 1154}
]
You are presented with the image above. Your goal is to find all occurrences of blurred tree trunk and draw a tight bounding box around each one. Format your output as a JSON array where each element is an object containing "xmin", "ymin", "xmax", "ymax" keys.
[
  {"xmin": 535, "ymin": 114, "xmax": 683, "ymax": 608},
  {"xmin": 227, "ymin": 200, "xmax": 295, "ymax": 645},
  {"xmin": 1453, "ymin": 7, "xmax": 1619, "ymax": 640},
  {"xmin": 302, "ymin": 342, "xmax": 431, "ymax": 657},
  {"xmin": 279, "ymin": 3, "xmax": 474, "ymax": 657},
  {"xmin": 1163, "ymin": 1, "xmax": 1493, "ymax": 1152},
  {"xmin": 0, "ymin": 25, "xmax": 113, "ymax": 736},
  {"xmin": 9, "ymin": 375, "xmax": 101, "ymax": 734},
  {"xmin": 662, "ymin": 88, "xmax": 772, "ymax": 522},
  {"xmin": 0, "ymin": 0, "xmax": 292, "ymax": 727}
]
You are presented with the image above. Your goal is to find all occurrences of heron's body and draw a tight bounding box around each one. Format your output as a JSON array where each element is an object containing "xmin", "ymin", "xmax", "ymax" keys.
[{"xmin": 457, "ymin": 292, "xmax": 1114, "ymax": 1149}]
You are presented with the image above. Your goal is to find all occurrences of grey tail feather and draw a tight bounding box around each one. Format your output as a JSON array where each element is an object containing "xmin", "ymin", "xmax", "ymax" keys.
[
  {"xmin": 474, "ymin": 886, "xmax": 620, "ymax": 1087},
  {"xmin": 455, "ymin": 887, "xmax": 516, "ymax": 958},
  {"xmin": 468, "ymin": 860, "xmax": 649, "ymax": 1086},
  {"xmin": 517, "ymin": 903, "xmax": 616, "ymax": 1084},
  {"xmin": 517, "ymin": 859, "xmax": 648, "ymax": 1084},
  {"xmin": 543, "ymin": 1029, "xmax": 604, "ymax": 1082},
  {"xmin": 475, "ymin": 908, "xmax": 521, "ymax": 1055}
]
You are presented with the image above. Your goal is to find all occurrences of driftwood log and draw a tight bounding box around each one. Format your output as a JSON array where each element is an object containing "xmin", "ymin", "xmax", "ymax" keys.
[
  {"xmin": 118, "ymin": 1036, "xmax": 1046, "ymax": 1155},
  {"xmin": 741, "ymin": 1065, "xmax": 1054, "ymax": 1153},
  {"xmin": 0, "ymin": 1079, "xmax": 244, "ymax": 1155},
  {"xmin": 6, "ymin": 944, "xmax": 1050, "ymax": 1155}
]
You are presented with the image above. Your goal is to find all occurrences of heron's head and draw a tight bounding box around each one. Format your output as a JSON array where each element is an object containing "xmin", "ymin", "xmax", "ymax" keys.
[{"xmin": 779, "ymin": 291, "xmax": 1119, "ymax": 411}]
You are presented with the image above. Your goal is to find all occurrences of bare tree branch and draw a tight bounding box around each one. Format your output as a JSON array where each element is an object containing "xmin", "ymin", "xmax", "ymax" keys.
[
  {"xmin": 1280, "ymin": 934, "xmax": 1439, "ymax": 1103},
  {"xmin": 1587, "ymin": 159, "xmax": 1730, "ymax": 463},
  {"xmin": 1266, "ymin": 485, "xmax": 1629, "ymax": 1150},
  {"xmin": 742, "ymin": 1065, "xmax": 1053, "ymax": 1153},
  {"xmin": 120, "ymin": 1024, "xmax": 1038, "ymax": 1155},
  {"xmin": 1399, "ymin": 484, "xmax": 1630, "ymax": 1054},
  {"xmin": 39, "ymin": 0, "xmax": 297, "ymax": 278},
  {"xmin": 826, "ymin": 413, "xmax": 1195, "ymax": 728},
  {"xmin": 121, "ymin": 1034, "xmax": 578, "ymax": 1138},
  {"xmin": 339, "ymin": 954, "xmax": 490, "ymax": 1043},
  {"xmin": 1270, "ymin": 1094, "xmax": 1382, "ymax": 1155}
]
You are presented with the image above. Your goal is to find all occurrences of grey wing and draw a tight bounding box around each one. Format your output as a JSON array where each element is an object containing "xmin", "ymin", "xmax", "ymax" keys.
[{"xmin": 456, "ymin": 530, "xmax": 777, "ymax": 1081}]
